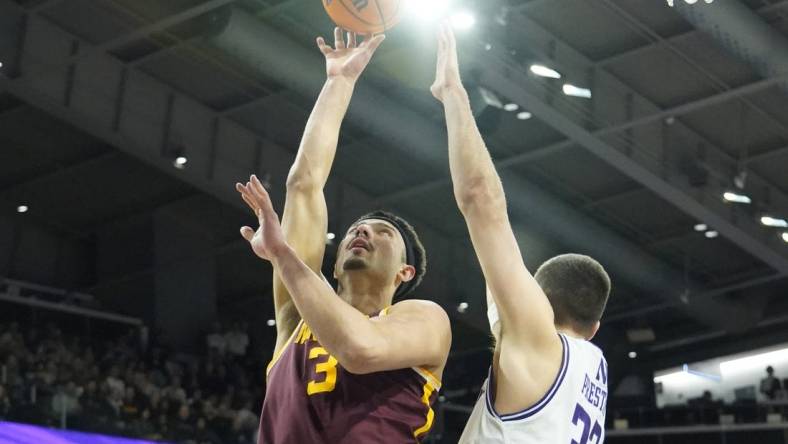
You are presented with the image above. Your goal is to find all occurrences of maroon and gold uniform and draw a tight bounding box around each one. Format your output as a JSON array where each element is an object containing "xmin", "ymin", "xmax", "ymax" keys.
[{"xmin": 258, "ymin": 309, "xmax": 441, "ymax": 444}]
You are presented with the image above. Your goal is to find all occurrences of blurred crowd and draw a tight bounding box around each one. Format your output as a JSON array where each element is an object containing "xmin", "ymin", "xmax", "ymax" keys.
[{"xmin": 0, "ymin": 318, "xmax": 263, "ymax": 444}]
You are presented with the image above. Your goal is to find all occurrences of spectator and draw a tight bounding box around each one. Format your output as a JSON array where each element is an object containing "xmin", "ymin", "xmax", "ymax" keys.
[
  {"xmin": 0, "ymin": 384, "xmax": 11, "ymax": 419},
  {"xmin": 193, "ymin": 416, "xmax": 222, "ymax": 444},
  {"xmin": 205, "ymin": 322, "xmax": 227, "ymax": 356},
  {"xmin": 172, "ymin": 403, "xmax": 194, "ymax": 441},
  {"xmin": 760, "ymin": 366, "xmax": 782, "ymax": 400},
  {"xmin": 225, "ymin": 322, "xmax": 249, "ymax": 357},
  {"xmin": 51, "ymin": 381, "xmax": 82, "ymax": 418}
]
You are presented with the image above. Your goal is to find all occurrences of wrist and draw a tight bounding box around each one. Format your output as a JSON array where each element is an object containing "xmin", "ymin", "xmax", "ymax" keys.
[
  {"xmin": 270, "ymin": 243, "xmax": 295, "ymax": 267},
  {"xmin": 325, "ymin": 76, "xmax": 356, "ymax": 89}
]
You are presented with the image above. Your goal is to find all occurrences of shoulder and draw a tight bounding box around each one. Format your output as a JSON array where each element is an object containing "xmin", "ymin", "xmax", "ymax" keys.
[{"xmin": 389, "ymin": 299, "xmax": 449, "ymax": 322}]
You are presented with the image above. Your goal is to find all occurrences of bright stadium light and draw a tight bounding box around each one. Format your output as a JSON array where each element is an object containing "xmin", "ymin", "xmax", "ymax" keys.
[
  {"xmin": 704, "ymin": 230, "xmax": 719, "ymax": 239},
  {"xmin": 530, "ymin": 64, "xmax": 562, "ymax": 79},
  {"xmin": 761, "ymin": 216, "xmax": 788, "ymax": 228},
  {"xmin": 694, "ymin": 223, "xmax": 708, "ymax": 232},
  {"xmin": 450, "ymin": 10, "xmax": 476, "ymax": 30},
  {"xmin": 16, "ymin": 205, "xmax": 28, "ymax": 213},
  {"xmin": 517, "ymin": 111, "xmax": 533, "ymax": 120},
  {"xmin": 406, "ymin": 0, "xmax": 451, "ymax": 20},
  {"xmin": 723, "ymin": 191, "xmax": 751, "ymax": 204},
  {"xmin": 628, "ymin": 351, "xmax": 637, "ymax": 359},
  {"xmin": 782, "ymin": 232, "xmax": 788, "ymax": 243},
  {"xmin": 267, "ymin": 319, "xmax": 276, "ymax": 327},
  {"xmin": 457, "ymin": 302, "xmax": 469, "ymax": 313},
  {"xmin": 503, "ymin": 103, "xmax": 519, "ymax": 112},
  {"xmin": 667, "ymin": 0, "xmax": 714, "ymax": 6},
  {"xmin": 720, "ymin": 347, "xmax": 788, "ymax": 374},
  {"xmin": 563, "ymin": 84, "xmax": 592, "ymax": 99}
]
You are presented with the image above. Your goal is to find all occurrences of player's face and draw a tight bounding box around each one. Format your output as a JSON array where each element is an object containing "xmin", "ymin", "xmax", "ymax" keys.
[{"xmin": 335, "ymin": 219, "xmax": 407, "ymax": 279}]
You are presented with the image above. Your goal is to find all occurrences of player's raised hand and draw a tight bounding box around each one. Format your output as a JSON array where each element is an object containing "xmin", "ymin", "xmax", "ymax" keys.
[
  {"xmin": 316, "ymin": 27, "xmax": 385, "ymax": 82},
  {"xmin": 236, "ymin": 175, "xmax": 288, "ymax": 262},
  {"xmin": 431, "ymin": 22, "xmax": 463, "ymax": 102}
]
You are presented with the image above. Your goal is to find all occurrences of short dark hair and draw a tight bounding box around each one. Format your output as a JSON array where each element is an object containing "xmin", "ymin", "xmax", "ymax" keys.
[
  {"xmin": 534, "ymin": 254, "xmax": 611, "ymax": 334},
  {"xmin": 354, "ymin": 210, "xmax": 427, "ymax": 298}
]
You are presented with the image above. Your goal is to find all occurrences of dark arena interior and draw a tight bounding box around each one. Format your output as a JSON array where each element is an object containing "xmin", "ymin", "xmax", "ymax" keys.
[{"xmin": 2, "ymin": 0, "xmax": 788, "ymax": 443}]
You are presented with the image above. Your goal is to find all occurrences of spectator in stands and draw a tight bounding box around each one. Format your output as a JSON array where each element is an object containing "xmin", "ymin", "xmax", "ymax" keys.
[
  {"xmin": 225, "ymin": 322, "xmax": 249, "ymax": 357},
  {"xmin": 193, "ymin": 416, "xmax": 222, "ymax": 444},
  {"xmin": 760, "ymin": 366, "xmax": 782, "ymax": 400},
  {"xmin": 0, "ymin": 384, "xmax": 11, "ymax": 419},
  {"xmin": 51, "ymin": 381, "xmax": 82, "ymax": 418},
  {"xmin": 206, "ymin": 322, "xmax": 227, "ymax": 356}
]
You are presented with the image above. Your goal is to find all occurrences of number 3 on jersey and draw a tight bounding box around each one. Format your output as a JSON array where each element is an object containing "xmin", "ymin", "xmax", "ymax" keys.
[
  {"xmin": 570, "ymin": 403, "xmax": 602, "ymax": 444},
  {"xmin": 307, "ymin": 346, "xmax": 338, "ymax": 395}
]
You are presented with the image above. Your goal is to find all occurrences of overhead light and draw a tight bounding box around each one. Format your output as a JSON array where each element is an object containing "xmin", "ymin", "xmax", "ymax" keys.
[
  {"xmin": 782, "ymin": 232, "xmax": 788, "ymax": 243},
  {"xmin": 0, "ymin": 61, "xmax": 4, "ymax": 68},
  {"xmin": 694, "ymin": 223, "xmax": 708, "ymax": 232},
  {"xmin": 503, "ymin": 103, "xmax": 519, "ymax": 112},
  {"xmin": 516, "ymin": 111, "xmax": 532, "ymax": 120},
  {"xmin": 326, "ymin": 233, "xmax": 336, "ymax": 240},
  {"xmin": 450, "ymin": 10, "xmax": 476, "ymax": 30},
  {"xmin": 720, "ymin": 347, "xmax": 788, "ymax": 374},
  {"xmin": 484, "ymin": 43, "xmax": 493, "ymax": 51},
  {"xmin": 723, "ymin": 191, "xmax": 751, "ymax": 204},
  {"xmin": 530, "ymin": 64, "xmax": 562, "ymax": 79},
  {"xmin": 628, "ymin": 351, "xmax": 637, "ymax": 359},
  {"xmin": 406, "ymin": 0, "xmax": 450, "ymax": 20},
  {"xmin": 705, "ymin": 230, "xmax": 719, "ymax": 239},
  {"xmin": 16, "ymin": 205, "xmax": 28, "ymax": 213},
  {"xmin": 457, "ymin": 302, "xmax": 469, "ymax": 313},
  {"xmin": 563, "ymin": 84, "xmax": 592, "ymax": 99},
  {"xmin": 761, "ymin": 216, "xmax": 788, "ymax": 228},
  {"xmin": 173, "ymin": 156, "xmax": 188, "ymax": 169},
  {"xmin": 266, "ymin": 319, "xmax": 276, "ymax": 327}
]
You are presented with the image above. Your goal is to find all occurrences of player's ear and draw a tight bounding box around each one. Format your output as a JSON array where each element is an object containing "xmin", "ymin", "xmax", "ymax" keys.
[
  {"xmin": 397, "ymin": 264, "xmax": 416, "ymax": 284},
  {"xmin": 586, "ymin": 321, "xmax": 601, "ymax": 341}
]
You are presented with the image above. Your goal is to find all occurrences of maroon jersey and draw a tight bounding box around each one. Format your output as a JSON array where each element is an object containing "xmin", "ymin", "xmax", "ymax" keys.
[{"xmin": 258, "ymin": 310, "xmax": 441, "ymax": 444}]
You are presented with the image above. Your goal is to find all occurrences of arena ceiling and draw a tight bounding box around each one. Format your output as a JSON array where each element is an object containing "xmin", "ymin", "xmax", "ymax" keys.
[{"xmin": 1, "ymin": 0, "xmax": 788, "ymax": 368}]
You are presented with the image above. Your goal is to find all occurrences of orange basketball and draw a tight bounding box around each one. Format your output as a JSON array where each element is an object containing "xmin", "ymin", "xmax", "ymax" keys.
[{"xmin": 322, "ymin": 0, "xmax": 403, "ymax": 34}]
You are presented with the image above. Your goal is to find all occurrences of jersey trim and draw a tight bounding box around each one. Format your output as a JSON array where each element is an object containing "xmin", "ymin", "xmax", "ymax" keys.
[
  {"xmin": 266, "ymin": 319, "xmax": 304, "ymax": 377},
  {"xmin": 485, "ymin": 333, "xmax": 569, "ymax": 422}
]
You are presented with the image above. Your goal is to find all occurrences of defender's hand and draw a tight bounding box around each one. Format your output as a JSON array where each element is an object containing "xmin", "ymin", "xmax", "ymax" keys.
[
  {"xmin": 431, "ymin": 23, "xmax": 464, "ymax": 102},
  {"xmin": 317, "ymin": 27, "xmax": 385, "ymax": 82}
]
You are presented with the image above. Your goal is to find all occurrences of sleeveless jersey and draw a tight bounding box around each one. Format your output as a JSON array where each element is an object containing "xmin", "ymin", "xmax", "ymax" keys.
[
  {"xmin": 258, "ymin": 311, "xmax": 441, "ymax": 444},
  {"xmin": 458, "ymin": 334, "xmax": 608, "ymax": 444}
]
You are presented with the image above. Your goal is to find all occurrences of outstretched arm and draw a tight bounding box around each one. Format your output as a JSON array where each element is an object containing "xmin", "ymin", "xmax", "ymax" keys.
[
  {"xmin": 432, "ymin": 25, "xmax": 560, "ymax": 359},
  {"xmin": 237, "ymin": 179, "xmax": 450, "ymax": 375},
  {"xmin": 262, "ymin": 29, "xmax": 385, "ymax": 355}
]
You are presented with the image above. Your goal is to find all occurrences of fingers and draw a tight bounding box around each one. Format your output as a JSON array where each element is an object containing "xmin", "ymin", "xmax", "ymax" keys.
[
  {"xmin": 365, "ymin": 34, "xmax": 386, "ymax": 53},
  {"xmin": 249, "ymin": 175, "xmax": 278, "ymax": 225},
  {"xmin": 347, "ymin": 31, "xmax": 357, "ymax": 48},
  {"xmin": 236, "ymin": 183, "xmax": 259, "ymax": 213},
  {"xmin": 334, "ymin": 27, "xmax": 346, "ymax": 50},
  {"xmin": 240, "ymin": 226, "xmax": 255, "ymax": 242},
  {"xmin": 316, "ymin": 36, "xmax": 332, "ymax": 56}
]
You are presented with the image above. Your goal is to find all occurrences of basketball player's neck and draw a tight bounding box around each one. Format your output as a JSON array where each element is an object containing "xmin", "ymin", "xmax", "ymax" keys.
[
  {"xmin": 556, "ymin": 326, "xmax": 589, "ymax": 340},
  {"xmin": 338, "ymin": 274, "xmax": 395, "ymax": 316}
]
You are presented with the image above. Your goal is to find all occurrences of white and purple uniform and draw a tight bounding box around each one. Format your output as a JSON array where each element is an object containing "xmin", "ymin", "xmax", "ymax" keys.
[{"xmin": 459, "ymin": 333, "xmax": 608, "ymax": 443}]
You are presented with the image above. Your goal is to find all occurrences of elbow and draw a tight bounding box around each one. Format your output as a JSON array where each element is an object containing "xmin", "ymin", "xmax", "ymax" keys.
[
  {"xmin": 285, "ymin": 169, "xmax": 319, "ymax": 194},
  {"xmin": 338, "ymin": 340, "xmax": 380, "ymax": 375},
  {"xmin": 455, "ymin": 178, "xmax": 507, "ymax": 217}
]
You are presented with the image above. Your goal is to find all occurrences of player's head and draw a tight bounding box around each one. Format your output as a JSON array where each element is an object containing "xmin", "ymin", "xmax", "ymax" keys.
[
  {"xmin": 334, "ymin": 210, "xmax": 427, "ymax": 299},
  {"xmin": 534, "ymin": 254, "xmax": 611, "ymax": 339}
]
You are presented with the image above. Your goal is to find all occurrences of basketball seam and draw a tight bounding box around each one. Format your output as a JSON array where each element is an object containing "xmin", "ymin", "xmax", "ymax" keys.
[{"xmin": 337, "ymin": 0, "xmax": 383, "ymax": 27}]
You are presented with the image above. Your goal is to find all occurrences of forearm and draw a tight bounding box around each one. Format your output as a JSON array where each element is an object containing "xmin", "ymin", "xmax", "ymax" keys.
[
  {"xmin": 289, "ymin": 77, "xmax": 355, "ymax": 189},
  {"xmin": 272, "ymin": 246, "xmax": 375, "ymax": 358},
  {"xmin": 442, "ymin": 87, "xmax": 506, "ymax": 211}
]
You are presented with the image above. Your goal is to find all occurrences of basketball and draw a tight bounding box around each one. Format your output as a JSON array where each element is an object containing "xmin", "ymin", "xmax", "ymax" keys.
[{"xmin": 322, "ymin": 0, "xmax": 403, "ymax": 34}]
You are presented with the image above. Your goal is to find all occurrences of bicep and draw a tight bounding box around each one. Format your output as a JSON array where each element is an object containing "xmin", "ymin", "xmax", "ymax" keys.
[{"xmin": 464, "ymin": 210, "xmax": 557, "ymax": 349}]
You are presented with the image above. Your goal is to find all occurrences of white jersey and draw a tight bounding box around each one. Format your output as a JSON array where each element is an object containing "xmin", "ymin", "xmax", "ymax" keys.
[{"xmin": 459, "ymin": 334, "xmax": 608, "ymax": 444}]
